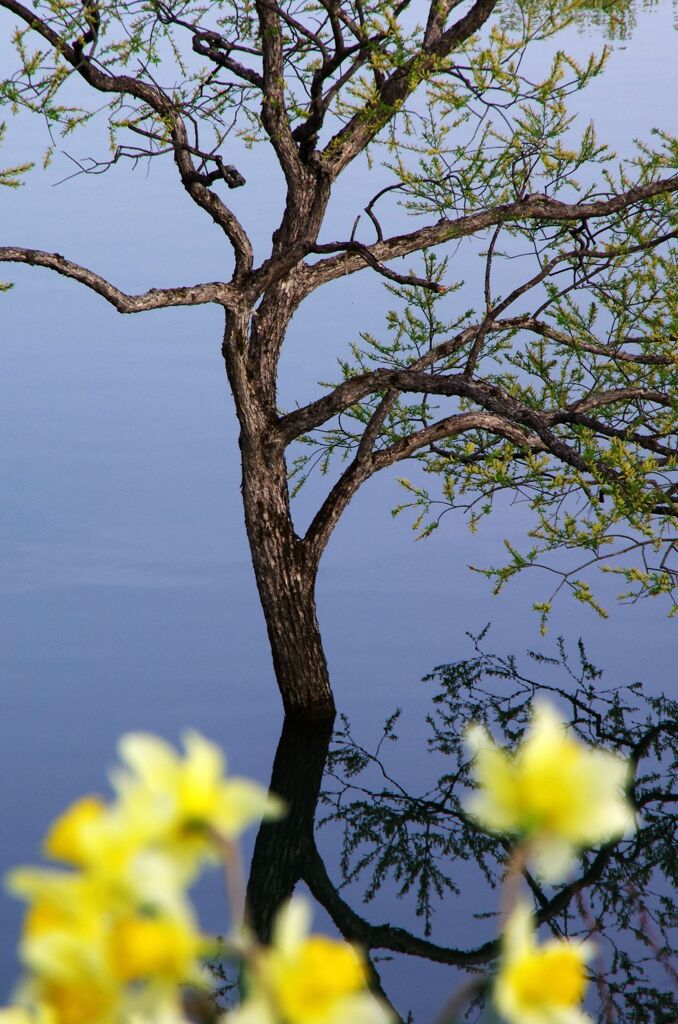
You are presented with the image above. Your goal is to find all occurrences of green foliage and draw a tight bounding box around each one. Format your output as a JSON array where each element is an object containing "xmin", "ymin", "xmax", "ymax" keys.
[
  {"xmin": 1, "ymin": 0, "xmax": 675, "ymax": 622},
  {"xmin": 0, "ymin": 122, "xmax": 32, "ymax": 290},
  {"xmin": 0, "ymin": 122, "xmax": 32, "ymax": 189},
  {"xmin": 290, "ymin": 21, "xmax": 677, "ymax": 620},
  {"xmin": 0, "ymin": 1, "xmax": 672, "ymax": 180},
  {"xmin": 386, "ymin": 14, "xmax": 612, "ymax": 220}
]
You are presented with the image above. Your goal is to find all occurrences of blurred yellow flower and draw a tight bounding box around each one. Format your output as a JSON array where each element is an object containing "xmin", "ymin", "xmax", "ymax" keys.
[
  {"xmin": 9, "ymin": 869, "xmax": 91, "ymax": 934},
  {"xmin": 8, "ymin": 863, "xmax": 211, "ymax": 1024},
  {"xmin": 0, "ymin": 1010, "xmax": 38, "ymax": 1024},
  {"xmin": 270, "ymin": 935, "xmax": 366, "ymax": 1022},
  {"xmin": 43, "ymin": 797, "xmax": 107, "ymax": 867},
  {"xmin": 494, "ymin": 903, "xmax": 593, "ymax": 1024},
  {"xmin": 41, "ymin": 796, "xmax": 162, "ymax": 890},
  {"xmin": 11, "ymin": 902, "xmax": 207, "ymax": 1024},
  {"xmin": 15, "ymin": 923, "xmax": 121, "ymax": 1024},
  {"xmin": 466, "ymin": 701, "xmax": 635, "ymax": 879},
  {"xmin": 230, "ymin": 898, "xmax": 394, "ymax": 1024},
  {"xmin": 108, "ymin": 910, "xmax": 208, "ymax": 985},
  {"xmin": 112, "ymin": 731, "xmax": 284, "ymax": 868},
  {"xmin": 40, "ymin": 980, "xmax": 117, "ymax": 1024}
]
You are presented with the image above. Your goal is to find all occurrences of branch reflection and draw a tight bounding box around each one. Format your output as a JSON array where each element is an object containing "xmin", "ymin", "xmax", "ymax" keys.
[{"xmin": 245, "ymin": 633, "xmax": 677, "ymax": 1023}]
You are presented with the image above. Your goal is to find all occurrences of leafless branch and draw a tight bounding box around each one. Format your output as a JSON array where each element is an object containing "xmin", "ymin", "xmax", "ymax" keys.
[
  {"xmin": 0, "ymin": 247, "xmax": 236, "ymax": 312},
  {"xmin": 308, "ymin": 239, "xmax": 446, "ymax": 291}
]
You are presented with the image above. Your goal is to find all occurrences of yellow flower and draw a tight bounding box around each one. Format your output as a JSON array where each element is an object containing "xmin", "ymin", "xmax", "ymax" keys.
[
  {"xmin": 35, "ymin": 980, "xmax": 117, "ymax": 1024},
  {"xmin": 494, "ymin": 903, "xmax": 593, "ymax": 1024},
  {"xmin": 111, "ymin": 731, "xmax": 284, "ymax": 869},
  {"xmin": 43, "ymin": 797, "xmax": 108, "ymax": 867},
  {"xmin": 8, "ymin": 869, "xmax": 104, "ymax": 952},
  {"xmin": 9, "ymin": 848, "xmax": 191, "ymax": 937},
  {"xmin": 231, "ymin": 898, "xmax": 394, "ymax": 1024},
  {"xmin": 270, "ymin": 936, "xmax": 366, "ymax": 1022},
  {"xmin": 42, "ymin": 797, "xmax": 159, "ymax": 878},
  {"xmin": 16, "ymin": 921, "xmax": 121, "ymax": 1024},
  {"xmin": 0, "ymin": 1011, "xmax": 39, "ymax": 1024},
  {"xmin": 108, "ymin": 909, "xmax": 209, "ymax": 985},
  {"xmin": 466, "ymin": 701, "xmax": 635, "ymax": 879},
  {"xmin": 0, "ymin": 1001, "xmax": 72, "ymax": 1024},
  {"xmin": 8, "ymin": 864, "xmax": 210, "ymax": 1022},
  {"xmin": 4, "ymin": 731, "xmax": 281, "ymax": 1024}
]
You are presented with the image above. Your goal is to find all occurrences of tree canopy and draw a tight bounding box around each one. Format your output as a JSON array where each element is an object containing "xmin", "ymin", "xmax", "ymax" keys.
[{"xmin": 1, "ymin": 0, "xmax": 676, "ymax": 714}]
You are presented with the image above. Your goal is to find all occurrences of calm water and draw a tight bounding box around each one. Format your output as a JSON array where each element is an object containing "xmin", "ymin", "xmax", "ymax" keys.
[{"xmin": 0, "ymin": 1, "xmax": 676, "ymax": 1018}]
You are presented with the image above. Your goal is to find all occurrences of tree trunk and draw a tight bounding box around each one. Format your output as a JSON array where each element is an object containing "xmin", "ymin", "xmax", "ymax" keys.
[
  {"xmin": 243, "ymin": 468, "xmax": 335, "ymax": 719},
  {"xmin": 224, "ymin": 309, "xmax": 336, "ymax": 720}
]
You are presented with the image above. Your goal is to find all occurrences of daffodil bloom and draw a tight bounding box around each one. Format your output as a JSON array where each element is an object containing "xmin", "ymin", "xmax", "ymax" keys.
[
  {"xmin": 18, "ymin": 885, "xmax": 208, "ymax": 985},
  {"xmin": 466, "ymin": 702, "xmax": 635, "ymax": 880},
  {"xmin": 43, "ymin": 797, "xmax": 108, "ymax": 867},
  {"xmin": 41, "ymin": 795, "xmax": 165, "ymax": 888},
  {"xmin": 10, "ymin": 847, "xmax": 192, "ymax": 936},
  {"xmin": 8, "ymin": 867, "xmax": 112, "ymax": 992},
  {"xmin": 15, "ymin": 922, "xmax": 121, "ymax": 1024},
  {"xmin": 494, "ymin": 903, "xmax": 593, "ymax": 1024},
  {"xmin": 108, "ymin": 909, "xmax": 211, "ymax": 986},
  {"xmin": 8, "ymin": 869, "xmax": 93, "ymax": 936},
  {"xmin": 8, "ymin": 865, "xmax": 212, "ymax": 1024},
  {"xmin": 0, "ymin": 1010, "xmax": 40, "ymax": 1024},
  {"xmin": 13, "ymin": 902, "xmax": 209, "ymax": 1024},
  {"xmin": 4, "ymin": 731, "xmax": 285, "ymax": 1024},
  {"xmin": 111, "ymin": 731, "xmax": 284, "ymax": 871},
  {"xmin": 230, "ymin": 898, "xmax": 394, "ymax": 1024}
]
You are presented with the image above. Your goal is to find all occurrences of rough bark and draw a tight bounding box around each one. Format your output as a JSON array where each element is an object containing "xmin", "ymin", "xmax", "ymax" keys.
[
  {"xmin": 223, "ymin": 310, "xmax": 335, "ymax": 720},
  {"xmin": 242, "ymin": 471, "xmax": 334, "ymax": 719}
]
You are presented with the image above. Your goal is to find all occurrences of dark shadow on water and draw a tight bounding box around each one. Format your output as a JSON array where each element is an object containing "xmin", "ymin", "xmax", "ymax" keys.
[{"xmin": 243, "ymin": 631, "xmax": 677, "ymax": 1023}]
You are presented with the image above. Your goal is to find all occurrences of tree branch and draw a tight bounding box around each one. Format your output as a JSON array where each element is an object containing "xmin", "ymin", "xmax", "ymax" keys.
[
  {"xmin": 518, "ymin": 318, "xmax": 676, "ymax": 367},
  {"xmin": 305, "ymin": 459, "xmax": 372, "ymax": 564},
  {"xmin": 0, "ymin": 0, "xmax": 254, "ymax": 278},
  {"xmin": 320, "ymin": 0, "xmax": 501, "ymax": 178},
  {"xmin": 562, "ymin": 387, "xmax": 673, "ymax": 417},
  {"xmin": 370, "ymin": 413, "xmax": 543, "ymax": 471},
  {"xmin": 278, "ymin": 324, "xmax": 481, "ymax": 443},
  {"xmin": 191, "ymin": 30, "xmax": 264, "ymax": 88},
  {"xmin": 303, "ymin": 842, "xmax": 498, "ymax": 966},
  {"xmin": 300, "ymin": 177, "xmax": 678, "ymax": 294},
  {"xmin": 557, "ymin": 413, "xmax": 676, "ymax": 460},
  {"xmin": 290, "ymin": 357, "xmax": 674, "ymax": 559},
  {"xmin": 255, "ymin": 0, "xmax": 304, "ymax": 187},
  {"xmin": 307, "ymin": 239, "xmax": 446, "ymax": 291},
  {"xmin": 305, "ymin": 410, "xmax": 544, "ymax": 561},
  {"xmin": 0, "ymin": 247, "xmax": 236, "ymax": 312}
]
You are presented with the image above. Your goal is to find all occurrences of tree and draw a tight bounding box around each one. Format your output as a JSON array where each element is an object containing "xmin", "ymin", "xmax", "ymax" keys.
[{"xmin": 0, "ymin": 0, "xmax": 676, "ymax": 719}]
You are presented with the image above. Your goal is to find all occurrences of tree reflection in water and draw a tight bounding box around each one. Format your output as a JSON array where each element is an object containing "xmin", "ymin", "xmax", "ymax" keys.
[{"xmin": 242, "ymin": 633, "xmax": 676, "ymax": 1023}]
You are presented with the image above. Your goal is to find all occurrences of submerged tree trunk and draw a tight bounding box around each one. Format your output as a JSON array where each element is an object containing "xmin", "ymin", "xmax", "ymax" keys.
[{"xmin": 224, "ymin": 308, "xmax": 336, "ymax": 721}]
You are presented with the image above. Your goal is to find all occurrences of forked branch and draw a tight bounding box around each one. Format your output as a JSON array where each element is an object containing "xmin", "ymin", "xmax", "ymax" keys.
[
  {"xmin": 0, "ymin": 0, "xmax": 254, "ymax": 277},
  {"xmin": 305, "ymin": 410, "xmax": 545, "ymax": 562},
  {"xmin": 300, "ymin": 178, "xmax": 678, "ymax": 294}
]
